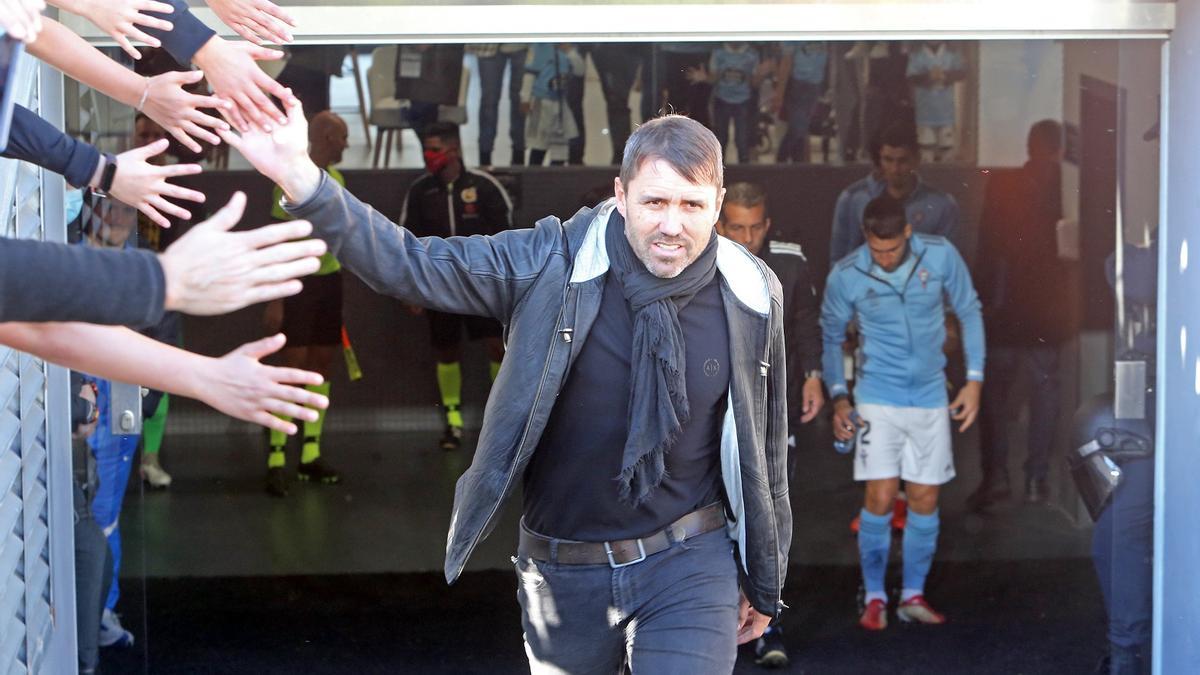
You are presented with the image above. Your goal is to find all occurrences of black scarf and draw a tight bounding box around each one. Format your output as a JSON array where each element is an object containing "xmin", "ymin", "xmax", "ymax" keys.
[{"xmin": 604, "ymin": 209, "xmax": 719, "ymax": 506}]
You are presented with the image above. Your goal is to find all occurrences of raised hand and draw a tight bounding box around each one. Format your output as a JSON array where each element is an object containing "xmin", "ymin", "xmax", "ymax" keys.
[
  {"xmin": 218, "ymin": 96, "xmax": 321, "ymax": 203},
  {"xmin": 110, "ymin": 139, "xmax": 205, "ymax": 227},
  {"xmin": 198, "ymin": 334, "xmax": 327, "ymax": 433},
  {"xmin": 51, "ymin": 0, "xmax": 175, "ymax": 59},
  {"xmin": 0, "ymin": 0, "xmax": 45, "ymax": 42},
  {"xmin": 157, "ymin": 191, "xmax": 327, "ymax": 315},
  {"xmin": 205, "ymin": 0, "xmax": 296, "ymax": 45},
  {"xmin": 142, "ymin": 69, "xmax": 232, "ymax": 152},
  {"xmin": 192, "ymin": 36, "xmax": 293, "ymax": 132}
]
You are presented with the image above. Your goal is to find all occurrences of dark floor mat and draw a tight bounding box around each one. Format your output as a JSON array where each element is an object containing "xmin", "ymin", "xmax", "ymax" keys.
[{"xmin": 99, "ymin": 559, "xmax": 1106, "ymax": 674}]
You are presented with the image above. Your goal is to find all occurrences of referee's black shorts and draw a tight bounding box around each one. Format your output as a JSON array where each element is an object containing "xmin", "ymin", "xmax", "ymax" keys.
[
  {"xmin": 426, "ymin": 309, "xmax": 502, "ymax": 349},
  {"xmin": 281, "ymin": 271, "xmax": 343, "ymax": 347}
]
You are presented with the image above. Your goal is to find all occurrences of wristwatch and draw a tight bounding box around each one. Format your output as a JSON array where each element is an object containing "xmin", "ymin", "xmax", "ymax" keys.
[{"xmin": 91, "ymin": 153, "xmax": 118, "ymax": 198}]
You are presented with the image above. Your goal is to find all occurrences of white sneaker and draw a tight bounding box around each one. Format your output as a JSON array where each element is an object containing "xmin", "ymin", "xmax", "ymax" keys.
[
  {"xmin": 98, "ymin": 609, "xmax": 134, "ymax": 648},
  {"xmin": 141, "ymin": 454, "xmax": 172, "ymax": 488}
]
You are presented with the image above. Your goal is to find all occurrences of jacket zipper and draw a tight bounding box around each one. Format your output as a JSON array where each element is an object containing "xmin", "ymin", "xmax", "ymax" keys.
[
  {"xmin": 453, "ymin": 273, "xmax": 573, "ymax": 580},
  {"xmin": 446, "ymin": 183, "xmax": 457, "ymax": 237},
  {"xmin": 857, "ymin": 250, "xmax": 925, "ymax": 405}
]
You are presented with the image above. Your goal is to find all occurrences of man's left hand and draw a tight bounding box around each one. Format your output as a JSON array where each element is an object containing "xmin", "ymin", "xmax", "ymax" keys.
[
  {"xmin": 800, "ymin": 375, "xmax": 825, "ymax": 423},
  {"xmin": 949, "ymin": 380, "xmax": 982, "ymax": 432},
  {"xmin": 219, "ymin": 96, "xmax": 321, "ymax": 203},
  {"xmin": 736, "ymin": 592, "xmax": 773, "ymax": 645}
]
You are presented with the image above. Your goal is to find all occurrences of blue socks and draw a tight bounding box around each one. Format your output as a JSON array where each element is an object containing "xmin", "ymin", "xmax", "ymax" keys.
[
  {"xmin": 858, "ymin": 508, "xmax": 892, "ymax": 601},
  {"xmin": 902, "ymin": 508, "xmax": 940, "ymax": 597}
]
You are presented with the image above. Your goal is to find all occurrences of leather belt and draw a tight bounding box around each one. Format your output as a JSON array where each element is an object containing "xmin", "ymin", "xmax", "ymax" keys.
[{"xmin": 518, "ymin": 502, "xmax": 727, "ymax": 568}]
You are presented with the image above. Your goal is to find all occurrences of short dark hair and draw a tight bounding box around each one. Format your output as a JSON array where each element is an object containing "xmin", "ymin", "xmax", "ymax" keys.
[
  {"xmin": 872, "ymin": 121, "xmax": 920, "ymax": 164},
  {"xmin": 862, "ymin": 195, "xmax": 908, "ymax": 239},
  {"xmin": 620, "ymin": 114, "xmax": 723, "ymax": 190},
  {"xmin": 722, "ymin": 182, "xmax": 769, "ymax": 219},
  {"xmin": 419, "ymin": 121, "xmax": 461, "ymax": 145},
  {"xmin": 1027, "ymin": 119, "xmax": 1063, "ymax": 159}
]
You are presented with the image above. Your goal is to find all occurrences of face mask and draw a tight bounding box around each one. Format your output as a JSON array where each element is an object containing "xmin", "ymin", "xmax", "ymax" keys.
[{"xmin": 423, "ymin": 149, "xmax": 453, "ymax": 175}]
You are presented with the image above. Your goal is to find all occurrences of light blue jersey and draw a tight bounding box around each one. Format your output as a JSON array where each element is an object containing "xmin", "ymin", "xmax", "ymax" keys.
[
  {"xmin": 821, "ymin": 234, "xmax": 985, "ymax": 409},
  {"xmin": 829, "ymin": 173, "xmax": 960, "ymax": 262},
  {"xmin": 783, "ymin": 42, "xmax": 828, "ymax": 84},
  {"xmin": 907, "ymin": 43, "xmax": 964, "ymax": 128},
  {"xmin": 711, "ymin": 46, "xmax": 759, "ymax": 105},
  {"xmin": 525, "ymin": 44, "xmax": 580, "ymax": 101}
]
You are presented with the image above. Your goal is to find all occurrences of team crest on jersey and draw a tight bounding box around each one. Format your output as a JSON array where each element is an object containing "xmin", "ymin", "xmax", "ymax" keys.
[
  {"xmin": 461, "ymin": 187, "xmax": 478, "ymax": 204},
  {"xmin": 911, "ymin": 210, "xmax": 925, "ymax": 226},
  {"xmin": 919, "ymin": 268, "xmax": 930, "ymax": 289}
]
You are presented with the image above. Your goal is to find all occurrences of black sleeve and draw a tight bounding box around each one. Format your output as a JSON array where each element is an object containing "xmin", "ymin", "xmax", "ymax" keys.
[
  {"xmin": 4, "ymin": 105, "xmax": 100, "ymax": 188},
  {"xmin": 142, "ymin": 0, "xmax": 217, "ymax": 65},
  {"xmin": 482, "ymin": 179, "xmax": 513, "ymax": 233},
  {"xmin": 792, "ymin": 260, "xmax": 823, "ymax": 375},
  {"xmin": 0, "ymin": 238, "xmax": 166, "ymax": 327}
]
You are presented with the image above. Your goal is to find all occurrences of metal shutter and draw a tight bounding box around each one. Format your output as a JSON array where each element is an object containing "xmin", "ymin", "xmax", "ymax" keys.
[{"xmin": 0, "ymin": 54, "xmax": 78, "ymax": 675}]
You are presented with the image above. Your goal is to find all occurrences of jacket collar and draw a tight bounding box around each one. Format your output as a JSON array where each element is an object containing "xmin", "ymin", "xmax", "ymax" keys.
[{"xmin": 568, "ymin": 198, "xmax": 770, "ymax": 314}]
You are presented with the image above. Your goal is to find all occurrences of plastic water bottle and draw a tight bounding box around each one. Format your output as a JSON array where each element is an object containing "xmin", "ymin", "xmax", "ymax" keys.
[{"xmin": 833, "ymin": 411, "xmax": 861, "ymax": 454}]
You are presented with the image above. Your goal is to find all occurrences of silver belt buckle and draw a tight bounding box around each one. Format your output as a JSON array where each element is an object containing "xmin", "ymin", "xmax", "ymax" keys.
[{"xmin": 605, "ymin": 539, "xmax": 647, "ymax": 568}]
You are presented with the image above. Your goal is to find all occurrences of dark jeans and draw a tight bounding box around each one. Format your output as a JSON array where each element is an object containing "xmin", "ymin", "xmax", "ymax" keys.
[
  {"xmin": 476, "ymin": 49, "xmax": 527, "ymax": 163},
  {"xmin": 74, "ymin": 481, "xmax": 111, "ymax": 674},
  {"xmin": 566, "ymin": 73, "xmax": 586, "ymax": 165},
  {"xmin": 514, "ymin": 526, "xmax": 739, "ymax": 674},
  {"xmin": 1092, "ymin": 457, "xmax": 1154, "ymax": 653},
  {"xmin": 276, "ymin": 63, "xmax": 330, "ymax": 120},
  {"xmin": 978, "ymin": 344, "xmax": 1062, "ymax": 483},
  {"xmin": 778, "ymin": 80, "xmax": 822, "ymax": 163},
  {"xmin": 713, "ymin": 99, "xmax": 752, "ymax": 164},
  {"xmin": 591, "ymin": 44, "xmax": 645, "ymax": 164},
  {"xmin": 405, "ymin": 101, "xmax": 440, "ymax": 135}
]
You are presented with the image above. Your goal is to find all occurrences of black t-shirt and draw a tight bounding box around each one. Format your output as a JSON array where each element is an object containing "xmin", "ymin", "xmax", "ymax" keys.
[{"xmin": 523, "ymin": 273, "xmax": 730, "ymax": 541}]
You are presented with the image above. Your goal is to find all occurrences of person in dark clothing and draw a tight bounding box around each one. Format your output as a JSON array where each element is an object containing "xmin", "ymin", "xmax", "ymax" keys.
[
  {"xmin": 717, "ymin": 182, "xmax": 823, "ymax": 669},
  {"xmin": 225, "ymin": 109, "xmax": 791, "ymax": 672},
  {"xmin": 969, "ymin": 120, "xmax": 1074, "ymax": 509},
  {"xmin": 398, "ymin": 121, "xmax": 512, "ymax": 450},
  {"xmin": 395, "ymin": 44, "xmax": 465, "ymax": 134},
  {"xmin": 591, "ymin": 43, "xmax": 653, "ymax": 165}
]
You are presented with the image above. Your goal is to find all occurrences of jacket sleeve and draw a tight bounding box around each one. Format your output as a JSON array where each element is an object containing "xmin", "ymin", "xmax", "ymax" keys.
[
  {"xmin": 939, "ymin": 193, "xmax": 961, "ymax": 245},
  {"xmin": 819, "ymin": 270, "xmax": 854, "ymax": 399},
  {"xmin": 141, "ymin": 0, "xmax": 216, "ymax": 65},
  {"xmin": 4, "ymin": 105, "xmax": 100, "ymax": 188},
  {"xmin": 482, "ymin": 177, "xmax": 513, "ymax": 233},
  {"xmin": 0, "ymin": 238, "xmax": 166, "ymax": 327},
  {"xmin": 829, "ymin": 190, "xmax": 856, "ymax": 262},
  {"xmin": 792, "ymin": 261, "xmax": 823, "ymax": 375},
  {"xmin": 943, "ymin": 246, "xmax": 985, "ymax": 382},
  {"xmin": 283, "ymin": 171, "xmax": 559, "ymax": 322}
]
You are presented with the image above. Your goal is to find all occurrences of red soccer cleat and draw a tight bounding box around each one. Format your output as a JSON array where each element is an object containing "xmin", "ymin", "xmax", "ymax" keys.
[{"xmin": 859, "ymin": 599, "xmax": 888, "ymax": 630}]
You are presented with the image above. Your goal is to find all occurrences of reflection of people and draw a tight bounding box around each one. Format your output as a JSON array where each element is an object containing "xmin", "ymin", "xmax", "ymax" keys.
[
  {"xmin": 970, "ymin": 120, "xmax": 1072, "ymax": 509},
  {"xmin": 830, "ymin": 122, "xmax": 959, "ymax": 262},
  {"xmin": 698, "ymin": 42, "xmax": 767, "ymax": 163},
  {"xmin": 398, "ymin": 122, "xmax": 511, "ymax": 451},
  {"xmin": 224, "ymin": 110, "xmax": 791, "ymax": 672},
  {"xmin": 263, "ymin": 111, "xmax": 351, "ymax": 496},
  {"xmin": 470, "ymin": 43, "xmax": 528, "ymax": 166},
  {"xmin": 821, "ymin": 195, "xmax": 983, "ymax": 630},
  {"xmin": 717, "ymin": 182, "xmax": 823, "ymax": 669},
  {"xmin": 774, "ymin": 41, "xmax": 829, "ymax": 163},
  {"xmin": 521, "ymin": 43, "xmax": 585, "ymax": 166},
  {"xmin": 906, "ymin": 41, "xmax": 966, "ymax": 162}
]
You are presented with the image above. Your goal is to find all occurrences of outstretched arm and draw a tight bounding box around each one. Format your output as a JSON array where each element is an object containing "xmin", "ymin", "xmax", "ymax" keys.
[{"xmin": 0, "ymin": 326, "xmax": 326, "ymax": 433}]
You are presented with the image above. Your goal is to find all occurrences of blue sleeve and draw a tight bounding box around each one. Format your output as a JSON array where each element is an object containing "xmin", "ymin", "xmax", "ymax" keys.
[
  {"xmin": 141, "ymin": 0, "xmax": 216, "ymax": 65},
  {"xmin": 526, "ymin": 44, "xmax": 548, "ymax": 75},
  {"xmin": 942, "ymin": 245, "xmax": 985, "ymax": 381},
  {"xmin": 830, "ymin": 190, "xmax": 857, "ymax": 262},
  {"xmin": 4, "ymin": 105, "xmax": 100, "ymax": 188},
  {"xmin": 819, "ymin": 270, "xmax": 854, "ymax": 398}
]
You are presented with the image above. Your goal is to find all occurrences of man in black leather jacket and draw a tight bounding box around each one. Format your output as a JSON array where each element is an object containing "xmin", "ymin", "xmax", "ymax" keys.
[{"xmin": 225, "ymin": 106, "xmax": 792, "ymax": 674}]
